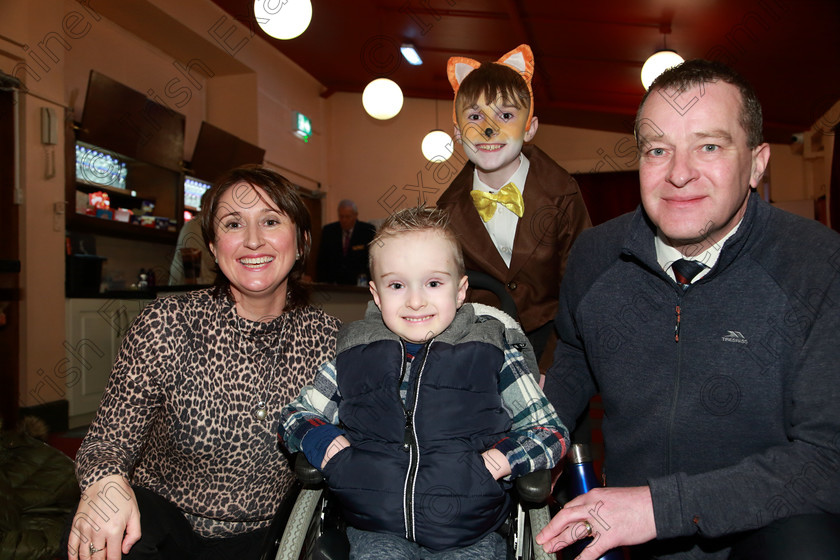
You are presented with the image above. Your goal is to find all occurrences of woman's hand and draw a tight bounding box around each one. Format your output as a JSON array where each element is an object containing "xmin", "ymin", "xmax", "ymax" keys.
[
  {"xmin": 66, "ymin": 475, "xmax": 141, "ymax": 560},
  {"xmin": 321, "ymin": 435, "xmax": 351, "ymax": 469}
]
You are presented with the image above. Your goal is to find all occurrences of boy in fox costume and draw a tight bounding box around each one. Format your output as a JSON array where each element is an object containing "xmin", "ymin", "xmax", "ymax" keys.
[{"xmin": 436, "ymin": 44, "xmax": 591, "ymax": 362}]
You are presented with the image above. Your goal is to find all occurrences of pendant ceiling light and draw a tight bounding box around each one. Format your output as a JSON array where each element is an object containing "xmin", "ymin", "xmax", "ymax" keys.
[
  {"xmin": 641, "ymin": 50, "xmax": 684, "ymax": 90},
  {"xmin": 641, "ymin": 23, "xmax": 684, "ymax": 90},
  {"xmin": 422, "ymin": 98, "xmax": 453, "ymax": 162},
  {"xmin": 254, "ymin": 0, "xmax": 313, "ymax": 40},
  {"xmin": 362, "ymin": 78, "xmax": 404, "ymax": 120},
  {"xmin": 422, "ymin": 130, "xmax": 453, "ymax": 162}
]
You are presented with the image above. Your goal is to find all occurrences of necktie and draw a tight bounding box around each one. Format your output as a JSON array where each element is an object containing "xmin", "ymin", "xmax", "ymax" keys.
[
  {"xmin": 470, "ymin": 183, "xmax": 525, "ymax": 222},
  {"xmin": 672, "ymin": 259, "xmax": 705, "ymax": 286},
  {"xmin": 342, "ymin": 230, "xmax": 351, "ymax": 256}
]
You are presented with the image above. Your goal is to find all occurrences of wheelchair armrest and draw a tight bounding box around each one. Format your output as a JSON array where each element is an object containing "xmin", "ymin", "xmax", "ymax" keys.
[
  {"xmin": 295, "ymin": 454, "xmax": 325, "ymax": 486},
  {"xmin": 516, "ymin": 469, "xmax": 551, "ymax": 504}
]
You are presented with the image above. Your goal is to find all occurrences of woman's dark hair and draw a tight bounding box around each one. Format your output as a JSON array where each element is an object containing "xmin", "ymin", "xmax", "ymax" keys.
[{"xmin": 200, "ymin": 164, "xmax": 312, "ymax": 309}]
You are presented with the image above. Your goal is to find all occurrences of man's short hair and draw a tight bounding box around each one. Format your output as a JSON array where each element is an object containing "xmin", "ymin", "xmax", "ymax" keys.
[
  {"xmin": 338, "ymin": 199, "xmax": 358, "ymax": 213},
  {"xmin": 455, "ymin": 63, "xmax": 531, "ymax": 118},
  {"xmin": 369, "ymin": 207, "xmax": 466, "ymax": 278},
  {"xmin": 635, "ymin": 59, "xmax": 764, "ymax": 149}
]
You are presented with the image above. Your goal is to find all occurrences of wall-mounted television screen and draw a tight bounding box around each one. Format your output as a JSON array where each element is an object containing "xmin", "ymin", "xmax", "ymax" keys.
[
  {"xmin": 184, "ymin": 175, "xmax": 211, "ymax": 211},
  {"xmin": 189, "ymin": 121, "xmax": 265, "ymax": 183},
  {"xmin": 78, "ymin": 70, "xmax": 185, "ymax": 173}
]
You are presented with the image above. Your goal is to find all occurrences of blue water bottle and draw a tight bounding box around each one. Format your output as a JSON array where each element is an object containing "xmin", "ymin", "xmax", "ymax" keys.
[{"xmin": 564, "ymin": 443, "xmax": 625, "ymax": 560}]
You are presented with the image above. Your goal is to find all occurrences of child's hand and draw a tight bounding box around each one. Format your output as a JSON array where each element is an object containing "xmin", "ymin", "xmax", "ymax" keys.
[
  {"xmin": 321, "ymin": 435, "xmax": 351, "ymax": 469},
  {"xmin": 481, "ymin": 448, "xmax": 512, "ymax": 480}
]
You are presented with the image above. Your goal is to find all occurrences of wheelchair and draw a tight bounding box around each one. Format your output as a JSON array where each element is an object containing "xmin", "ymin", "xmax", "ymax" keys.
[
  {"xmin": 260, "ymin": 270, "xmax": 554, "ymax": 559},
  {"xmin": 259, "ymin": 455, "xmax": 555, "ymax": 560}
]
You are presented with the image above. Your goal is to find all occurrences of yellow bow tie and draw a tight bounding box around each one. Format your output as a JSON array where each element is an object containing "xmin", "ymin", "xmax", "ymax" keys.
[{"xmin": 470, "ymin": 183, "xmax": 524, "ymax": 222}]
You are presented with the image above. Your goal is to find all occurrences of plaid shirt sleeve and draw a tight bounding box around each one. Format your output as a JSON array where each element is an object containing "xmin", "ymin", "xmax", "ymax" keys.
[
  {"xmin": 278, "ymin": 359, "xmax": 343, "ymax": 457},
  {"xmin": 492, "ymin": 343, "xmax": 569, "ymax": 479}
]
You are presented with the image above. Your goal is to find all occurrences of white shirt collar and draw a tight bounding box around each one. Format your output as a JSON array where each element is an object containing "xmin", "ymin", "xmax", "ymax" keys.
[
  {"xmin": 472, "ymin": 153, "xmax": 529, "ymax": 194},
  {"xmin": 655, "ymin": 220, "xmax": 743, "ymax": 282}
]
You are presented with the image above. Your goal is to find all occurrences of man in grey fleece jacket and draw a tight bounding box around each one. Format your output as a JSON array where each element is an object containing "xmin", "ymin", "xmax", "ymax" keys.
[{"xmin": 536, "ymin": 59, "xmax": 840, "ymax": 559}]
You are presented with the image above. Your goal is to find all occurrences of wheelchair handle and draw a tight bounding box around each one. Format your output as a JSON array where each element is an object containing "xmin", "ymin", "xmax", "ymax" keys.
[
  {"xmin": 295, "ymin": 454, "xmax": 325, "ymax": 486},
  {"xmin": 516, "ymin": 469, "xmax": 552, "ymax": 504}
]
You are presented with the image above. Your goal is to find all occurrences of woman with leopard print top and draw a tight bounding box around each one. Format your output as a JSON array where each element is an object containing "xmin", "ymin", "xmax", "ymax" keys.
[{"xmin": 65, "ymin": 166, "xmax": 340, "ymax": 560}]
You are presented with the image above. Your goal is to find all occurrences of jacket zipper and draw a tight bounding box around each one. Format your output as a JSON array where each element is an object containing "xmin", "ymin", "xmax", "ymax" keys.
[
  {"xmin": 400, "ymin": 340, "xmax": 432, "ymax": 542},
  {"xmin": 674, "ymin": 276, "xmax": 690, "ymax": 342},
  {"xmin": 667, "ymin": 291, "xmax": 684, "ymax": 473},
  {"xmin": 674, "ymin": 305, "xmax": 682, "ymax": 342}
]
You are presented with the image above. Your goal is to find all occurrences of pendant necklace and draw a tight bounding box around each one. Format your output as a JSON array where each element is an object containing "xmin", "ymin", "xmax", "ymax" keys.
[{"xmin": 234, "ymin": 306, "xmax": 287, "ymax": 421}]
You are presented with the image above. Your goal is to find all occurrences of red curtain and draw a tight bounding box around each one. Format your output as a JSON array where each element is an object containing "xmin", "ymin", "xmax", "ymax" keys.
[{"xmin": 573, "ymin": 171, "xmax": 641, "ymax": 226}]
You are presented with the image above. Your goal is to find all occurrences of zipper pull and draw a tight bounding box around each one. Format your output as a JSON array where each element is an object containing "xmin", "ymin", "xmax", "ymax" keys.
[
  {"xmin": 675, "ymin": 305, "xmax": 681, "ymax": 342},
  {"xmin": 403, "ymin": 411, "xmax": 413, "ymax": 452}
]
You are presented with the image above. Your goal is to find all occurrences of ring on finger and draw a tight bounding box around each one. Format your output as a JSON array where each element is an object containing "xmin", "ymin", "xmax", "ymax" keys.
[
  {"xmin": 583, "ymin": 519, "xmax": 593, "ymax": 537},
  {"xmin": 89, "ymin": 543, "xmax": 103, "ymax": 555}
]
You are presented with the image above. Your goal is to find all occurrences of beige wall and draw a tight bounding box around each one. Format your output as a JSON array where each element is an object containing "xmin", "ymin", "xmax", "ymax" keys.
[
  {"xmin": 324, "ymin": 92, "xmax": 448, "ymax": 223},
  {"xmin": 1, "ymin": 0, "xmax": 73, "ymax": 409},
  {"xmin": 322, "ymin": 92, "xmax": 640, "ymax": 224}
]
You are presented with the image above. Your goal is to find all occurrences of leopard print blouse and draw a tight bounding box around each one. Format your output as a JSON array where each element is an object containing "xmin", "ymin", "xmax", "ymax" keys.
[{"xmin": 75, "ymin": 289, "xmax": 340, "ymax": 537}]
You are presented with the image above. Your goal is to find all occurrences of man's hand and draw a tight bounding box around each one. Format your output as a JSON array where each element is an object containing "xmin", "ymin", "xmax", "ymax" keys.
[
  {"xmin": 66, "ymin": 475, "xmax": 141, "ymax": 560},
  {"xmin": 535, "ymin": 486, "xmax": 656, "ymax": 559},
  {"xmin": 321, "ymin": 435, "xmax": 351, "ymax": 469}
]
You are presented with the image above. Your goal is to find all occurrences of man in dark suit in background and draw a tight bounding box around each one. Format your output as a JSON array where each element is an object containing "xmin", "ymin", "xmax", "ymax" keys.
[{"xmin": 316, "ymin": 200, "xmax": 376, "ymax": 285}]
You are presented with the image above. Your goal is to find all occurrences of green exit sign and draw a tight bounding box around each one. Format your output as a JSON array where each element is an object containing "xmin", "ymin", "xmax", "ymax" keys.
[{"xmin": 293, "ymin": 111, "xmax": 311, "ymax": 142}]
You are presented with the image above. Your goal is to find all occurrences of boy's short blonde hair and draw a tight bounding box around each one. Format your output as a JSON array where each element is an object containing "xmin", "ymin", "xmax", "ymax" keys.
[{"xmin": 369, "ymin": 207, "xmax": 466, "ymax": 278}]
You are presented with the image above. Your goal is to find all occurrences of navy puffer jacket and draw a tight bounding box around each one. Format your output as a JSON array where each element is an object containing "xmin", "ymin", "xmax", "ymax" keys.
[{"xmin": 322, "ymin": 304, "xmax": 515, "ymax": 550}]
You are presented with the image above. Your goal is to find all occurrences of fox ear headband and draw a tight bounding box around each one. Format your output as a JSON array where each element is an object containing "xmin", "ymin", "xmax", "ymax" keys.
[{"xmin": 447, "ymin": 44, "xmax": 535, "ymax": 127}]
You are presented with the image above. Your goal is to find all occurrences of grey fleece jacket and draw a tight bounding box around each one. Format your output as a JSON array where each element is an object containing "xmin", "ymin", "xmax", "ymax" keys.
[{"xmin": 544, "ymin": 193, "xmax": 840, "ymax": 558}]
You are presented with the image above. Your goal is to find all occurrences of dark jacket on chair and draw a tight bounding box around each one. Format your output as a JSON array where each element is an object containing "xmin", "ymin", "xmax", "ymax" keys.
[{"xmin": 0, "ymin": 431, "xmax": 80, "ymax": 560}]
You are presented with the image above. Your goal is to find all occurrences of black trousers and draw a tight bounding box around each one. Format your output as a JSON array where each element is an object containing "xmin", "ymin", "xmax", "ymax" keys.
[{"xmin": 61, "ymin": 486, "xmax": 269, "ymax": 560}]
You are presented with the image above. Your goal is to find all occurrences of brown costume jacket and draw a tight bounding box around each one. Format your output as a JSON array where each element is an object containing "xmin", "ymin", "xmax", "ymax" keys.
[{"xmin": 436, "ymin": 144, "xmax": 591, "ymax": 333}]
